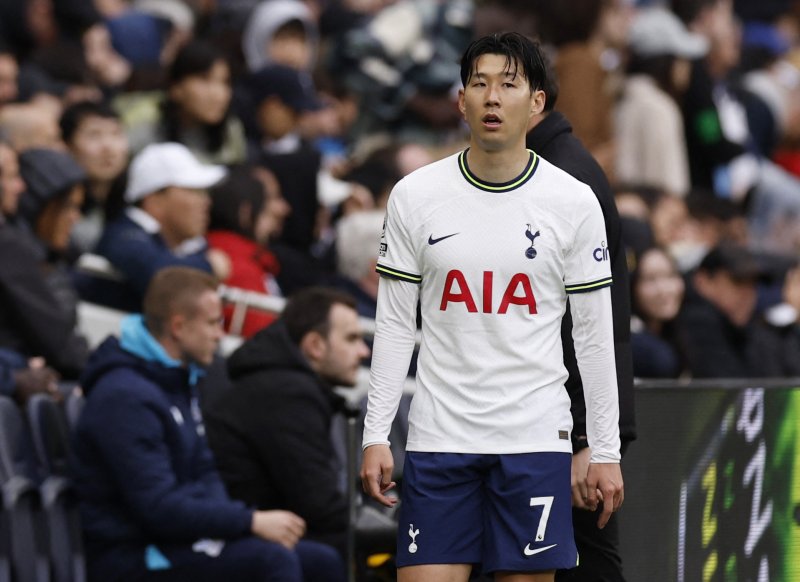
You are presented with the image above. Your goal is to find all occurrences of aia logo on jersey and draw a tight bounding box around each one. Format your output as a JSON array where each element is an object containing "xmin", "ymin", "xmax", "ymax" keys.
[
  {"xmin": 593, "ymin": 241, "xmax": 609, "ymax": 262},
  {"xmin": 440, "ymin": 270, "xmax": 537, "ymax": 314},
  {"xmin": 525, "ymin": 224, "xmax": 540, "ymax": 259}
]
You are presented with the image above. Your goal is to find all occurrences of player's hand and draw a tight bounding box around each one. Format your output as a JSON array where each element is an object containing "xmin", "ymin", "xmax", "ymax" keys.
[
  {"xmin": 570, "ymin": 447, "xmax": 592, "ymax": 510},
  {"xmin": 251, "ymin": 510, "xmax": 306, "ymax": 549},
  {"xmin": 585, "ymin": 463, "xmax": 624, "ymax": 529},
  {"xmin": 360, "ymin": 444, "xmax": 397, "ymax": 507}
]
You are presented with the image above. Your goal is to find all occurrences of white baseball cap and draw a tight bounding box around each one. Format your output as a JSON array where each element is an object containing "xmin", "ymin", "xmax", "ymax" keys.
[
  {"xmin": 125, "ymin": 142, "xmax": 227, "ymax": 203},
  {"xmin": 629, "ymin": 7, "xmax": 709, "ymax": 59}
]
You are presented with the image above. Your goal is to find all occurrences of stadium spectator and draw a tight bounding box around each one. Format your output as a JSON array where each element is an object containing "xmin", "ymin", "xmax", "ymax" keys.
[
  {"xmin": 0, "ymin": 140, "xmax": 63, "ymax": 403},
  {"xmin": 334, "ymin": 210, "xmax": 384, "ymax": 319},
  {"xmin": 243, "ymin": 63, "xmax": 370, "ymax": 290},
  {"xmin": 242, "ymin": 0, "xmax": 319, "ymax": 73},
  {"xmin": 118, "ymin": 41, "xmax": 247, "ymax": 164},
  {"xmin": 245, "ymin": 63, "xmax": 323, "ymax": 256},
  {"xmin": 60, "ymin": 100, "xmax": 130, "ymax": 253},
  {"xmin": 92, "ymin": 142, "xmax": 229, "ymax": 310},
  {"xmin": 207, "ymin": 165, "xmax": 290, "ymax": 337},
  {"xmin": 630, "ymin": 246, "xmax": 687, "ymax": 378},
  {"xmin": 205, "ymin": 287, "xmax": 370, "ymax": 559},
  {"xmin": 615, "ymin": 6, "xmax": 708, "ymax": 197},
  {"xmin": 72, "ymin": 267, "xmax": 345, "ymax": 582},
  {"xmin": 0, "ymin": 147, "xmax": 89, "ymax": 379},
  {"xmin": 678, "ymin": 243, "xmax": 790, "ymax": 377}
]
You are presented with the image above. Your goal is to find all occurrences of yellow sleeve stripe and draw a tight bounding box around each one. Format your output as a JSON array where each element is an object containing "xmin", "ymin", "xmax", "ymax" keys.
[
  {"xmin": 564, "ymin": 277, "xmax": 613, "ymax": 294},
  {"xmin": 376, "ymin": 264, "xmax": 422, "ymax": 284}
]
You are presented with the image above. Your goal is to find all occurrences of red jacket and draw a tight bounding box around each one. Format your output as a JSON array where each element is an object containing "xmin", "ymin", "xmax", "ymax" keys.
[{"xmin": 207, "ymin": 230, "xmax": 280, "ymax": 338}]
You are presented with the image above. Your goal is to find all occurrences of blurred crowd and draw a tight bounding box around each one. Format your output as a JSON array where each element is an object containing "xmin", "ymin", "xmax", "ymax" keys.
[{"xmin": 2, "ymin": 0, "xmax": 800, "ymax": 404}]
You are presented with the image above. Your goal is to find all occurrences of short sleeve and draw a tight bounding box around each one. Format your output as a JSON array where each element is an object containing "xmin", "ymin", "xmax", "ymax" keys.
[
  {"xmin": 375, "ymin": 181, "xmax": 422, "ymax": 284},
  {"xmin": 564, "ymin": 188, "xmax": 613, "ymax": 294}
]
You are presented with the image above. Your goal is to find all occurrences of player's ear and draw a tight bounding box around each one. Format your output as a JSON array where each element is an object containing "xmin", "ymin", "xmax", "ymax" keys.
[
  {"xmin": 530, "ymin": 89, "xmax": 545, "ymax": 116},
  {"xmin": 457, "ymin": 88, "xmax": 466, "ymax": 117}
]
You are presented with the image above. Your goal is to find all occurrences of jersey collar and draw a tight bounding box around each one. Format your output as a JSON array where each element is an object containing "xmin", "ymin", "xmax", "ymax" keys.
[{"xmin": 458, "ymin": 148, "xmax": 539, "ymax": 193}]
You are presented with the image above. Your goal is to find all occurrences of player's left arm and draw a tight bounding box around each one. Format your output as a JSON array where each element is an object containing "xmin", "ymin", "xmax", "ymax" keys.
[{"xmin": 569, "ymin": 286, "xmax": 624, "ymax": 528}]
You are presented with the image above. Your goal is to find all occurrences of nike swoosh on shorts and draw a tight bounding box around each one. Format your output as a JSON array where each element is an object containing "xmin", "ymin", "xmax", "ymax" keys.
[{"xmin": 523, "ymin": 543, "xmax": 557, "ymax": 556}]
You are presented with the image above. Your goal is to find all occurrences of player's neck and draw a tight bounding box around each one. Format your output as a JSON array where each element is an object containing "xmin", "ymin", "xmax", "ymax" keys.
[{"xmin": 465, "ymin": 145, "xmax": 531, "ymax": 184}]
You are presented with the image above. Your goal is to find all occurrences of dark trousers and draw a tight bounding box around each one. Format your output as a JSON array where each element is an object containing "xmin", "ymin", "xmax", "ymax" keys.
[
  {"xmin": 555, "ymin": 507, "xmax": 624, "ymax": 582},
  {"xmin": 89, "ymin": 537, "xmax": 345, "ymax": 582}
]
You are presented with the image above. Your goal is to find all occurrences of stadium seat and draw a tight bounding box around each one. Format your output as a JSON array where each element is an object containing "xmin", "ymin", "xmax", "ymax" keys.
[
  {"xmin": 63, "ymin": 391, "xmax": 85, "ymax": 432},
  {"xmin": 26, "ymin": 395, "xmax": 86, "ymax": 582},
  {"xmin": 1, "ymin": 490, "xmax": 11, "ymax": 582},
  {"xmin": 0, "ymin": 397, "xmax": 51, "ymax": 582}
]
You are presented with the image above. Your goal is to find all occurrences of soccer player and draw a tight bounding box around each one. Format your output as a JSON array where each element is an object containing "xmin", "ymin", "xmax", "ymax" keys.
[{"xmin": 360, "ymin": 32, "xmax": 624, "ymax": 582}]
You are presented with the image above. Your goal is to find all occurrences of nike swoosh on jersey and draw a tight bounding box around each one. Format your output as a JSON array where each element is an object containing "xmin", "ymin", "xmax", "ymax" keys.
[
  {"xmin": 428, "ymin": 233, "xmax": 459, "ymax": 245},
  {"xmin": 523, "ymin": 543, "xmax": 557, "ymax": 556}
]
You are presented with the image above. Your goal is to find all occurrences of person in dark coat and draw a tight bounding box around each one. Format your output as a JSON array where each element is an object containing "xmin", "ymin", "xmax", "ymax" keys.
[
  {"xmin": 0, "ymin": 146, "xmax": 89, "ymax": 381},
  {"xmin": 526, "ymin": 65, "xmax": 635, "ymax": 582},
  {"xmin": 71, "ymin": 267, "xmax": 345, "ymax": 582},
  {"xmin": 90, "ymin": 142, "xmax": 229, "ymax": 311},
  {"xmin": 679, "ymin": 243, "xmax": 791, "ymax": 378},
  {"xmin": 205, "ymin": 287, "xmax": 370, "ymax": 559}
]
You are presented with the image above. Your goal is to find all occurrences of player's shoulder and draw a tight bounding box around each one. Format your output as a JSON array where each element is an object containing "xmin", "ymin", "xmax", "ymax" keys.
[
  {"xmin": 534, "ymin": 154, "xmax": 598, "ymax": 207},
  {"xmin": 535, "ymin": 154, "xmax": 594, "ymax": 195}
]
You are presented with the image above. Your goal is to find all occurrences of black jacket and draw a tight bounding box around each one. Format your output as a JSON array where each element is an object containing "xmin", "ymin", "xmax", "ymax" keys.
[
  {"xmin": 527, "ymin": 111, "xmax": 636, "ymax": 447},
  {"xmin": 72, "ymin": 326, "xmax": 252, "ymax": 561},
  {"xmin": 0, "ymin": 221, "xmax": 88, "ymax": 377},
  {"xmin": 205, "ymin": 321, "xmax": 348, "ymax": 554},
  {"xmin": 679, "ymin": 286, "xmax": 791, "ymax": 378}
]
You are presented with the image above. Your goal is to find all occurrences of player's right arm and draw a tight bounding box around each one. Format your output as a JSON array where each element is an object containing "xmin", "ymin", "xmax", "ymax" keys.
[
  {"xmin": 360, "ymin": 277, "xmax": 419, "ymax": 506},
  {"xmin": 361, "ymin": 183, "xmax": 421, "ymax": 507}
]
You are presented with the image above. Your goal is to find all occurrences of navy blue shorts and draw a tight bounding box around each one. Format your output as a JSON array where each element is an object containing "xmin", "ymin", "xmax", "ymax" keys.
[{"xmin": 396, "ymin": 451, "xmax": 577, "ymax": 574}]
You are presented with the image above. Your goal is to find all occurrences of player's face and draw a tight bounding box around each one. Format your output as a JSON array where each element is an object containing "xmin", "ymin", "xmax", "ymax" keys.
[
  {"xmin": 458, "ymin": 53, "xmax": 544, "ymax": 154},
  {"xmin": 317, "ymin": 304, "xmax": 370, "ymax": 387}
]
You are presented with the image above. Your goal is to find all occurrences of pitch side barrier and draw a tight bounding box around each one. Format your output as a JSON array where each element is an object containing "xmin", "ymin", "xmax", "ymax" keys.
[{"xmin": 619, "ymin": 377, "xmax": 800, "ymax": 582}]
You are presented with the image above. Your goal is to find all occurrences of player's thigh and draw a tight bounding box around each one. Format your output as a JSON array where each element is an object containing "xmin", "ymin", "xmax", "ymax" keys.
[
  {"xmin": 483, "ymin": 452, "xmax": 576, "ymax": 574},
  {"xmin": 396, "ymin": 452, "xmax": 486, "ymax": 568},
  {"xmin": 397, "ymin": 563, "xmax": 473, "ymax": 582}
]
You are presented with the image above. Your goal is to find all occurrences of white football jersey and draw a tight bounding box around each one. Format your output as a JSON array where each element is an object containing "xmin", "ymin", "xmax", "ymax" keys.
[{"xmin": 374, "ymin": 149, "xmax": 613, "ymax": 454}]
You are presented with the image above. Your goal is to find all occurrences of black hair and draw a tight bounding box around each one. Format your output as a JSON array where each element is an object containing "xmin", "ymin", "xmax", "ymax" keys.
[
  {"xmin": 209, "ymin": 165, "xmax": 266, "ymax": 237},
  {"xmin": 162, "ymin": 41, "xmax": 230, "ymax": 153},
  {"xmin": 460, "ymin": 32, "xmax": 547, "ymax": 93},
  {"xmin": 60, "ymin": 100, "xmax": 120, "ymax": 144},
  {"xmin": 282, "ymin": 287, "xmax": 357, "ymax": 346}
]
